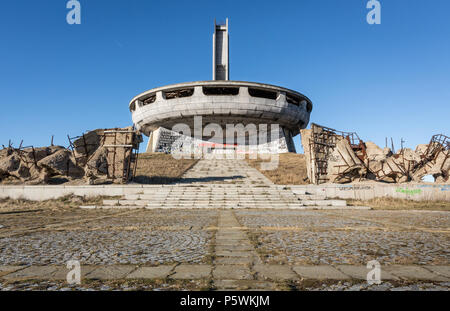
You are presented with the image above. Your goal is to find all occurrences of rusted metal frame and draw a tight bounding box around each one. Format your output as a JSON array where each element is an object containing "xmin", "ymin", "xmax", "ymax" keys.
[
  {"xmin": 133, "ymin": 149, "xmax": 139, "ymax": 181},
  {"xmin": 122, "ymin": 132, "xmax": 129, "ymax": 183},
  {"xmin": 439, "ymin": 152, "xmax": 449, "ymax": 171},
  {"xmin": 30, "ymin": 147, "xmax": 38, "ymax": 167},
  {"xmin": 67, "ymin": 134, "xmax": 99, "ymax": 168},
  {"xmin": 112, "ymin": 131, "xmax": 117, "ymax": 181},
  {"xmin": 308, "ymin": 139, "xmax": 316, "ymax": 184},
  {"xmin": 14, "ymin": 145, "xmax": 33, "ymax": 169},
  {"xmin": 67, "ymin": 135, "xmax": 79, "ymax": 167}
]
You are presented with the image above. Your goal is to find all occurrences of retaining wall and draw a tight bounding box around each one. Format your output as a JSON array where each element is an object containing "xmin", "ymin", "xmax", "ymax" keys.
[
  {"xmin": 0, "ymin": 183, "xmax": 448, "ymax": 201},
  {"xmin": 289, "ymin": 183, "xmax": 450, "ymax": 201}
]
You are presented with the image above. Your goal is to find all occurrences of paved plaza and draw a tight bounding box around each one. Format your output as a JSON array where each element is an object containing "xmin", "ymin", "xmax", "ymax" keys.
[
  {"xmin": 0, "ymin": 208, "xmax": 449, "ymax": 290},
  {"xmin": 0, "ymin": 159, "xmax": 449, "ymax": 290}
]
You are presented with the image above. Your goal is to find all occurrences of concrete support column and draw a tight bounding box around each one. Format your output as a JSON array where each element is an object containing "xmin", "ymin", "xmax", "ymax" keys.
[
  {"xmin": 277, "ymin": 92, "xmax": 287, "ymax": 103},
  {"xmin": 135, "ymin": 100, "xmax": 141, "ymax": 110},
  {"xmin": 240, "ymin": 86, "xmax": 249, "ymax": 97},
  {"xmin": 146, "ymin": 131, "xmax": 153, "ymax": 153},
  {"xmin": 156, "ymin": 91, "xmax": 164, "ymax": 101},
  {"xmin": 193, "ymin": 86, "xmax": 203, "ymax": 97}
]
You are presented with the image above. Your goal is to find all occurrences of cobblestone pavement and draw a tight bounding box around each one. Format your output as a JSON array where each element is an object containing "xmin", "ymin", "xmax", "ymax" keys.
[
  {"xmin": 0, "ymin": 192, "xmax": 449, "ymax": 290},
  {"xmin": 235, "ymin": 210, "xmax": 450, "ymax": 266},
  {"xmin": 0, "ymin": 209, "xmax": 217, "ymax": 265},
  {"xmin": 0, "ymin": 279, "xmax": 448, "ymax": 291}
]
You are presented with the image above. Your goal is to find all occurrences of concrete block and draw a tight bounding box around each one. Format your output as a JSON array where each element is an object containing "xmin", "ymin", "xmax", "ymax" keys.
[
  {"xmin": 331, "ymin": 200, "xmax": 347, "ymax": 207},
  {"xmin": 384, "ymin": 265, "xmax": 448, "ymax": 281},
  {"xmin": 126, "ymin": 265, "xmax": 175, "ymax": 279},
  {"xmin": 3, "ymin": 266, "xmax": 59, "ymax": 280},
  {"xmin": 171, "ymin": 265, "xmax": 212, "ymax": 280},
  {"xmin": 213, "ymin": 265, "xmax": 252, "ymax": 280},
  {"xmin": 0, "ymin": 266, "xmax": 26, "ymax": 278},
  {"xmin": 86, "ymin": 265, "xmax": 137, "ymax": 280},
  {"xmin": 336, "ymin": 265, "xmax": 399, "ymax": 281},
  {"xmin": 52, "ymin": 265, "xmax": 98, "ymax": 280},
  {"xmin": 293, "ymin": 265, "xmax": 349, "ymax": 280},
  {"xmin": 103, "ymin": 200, "xmax": 119, "ymax": 206},
  {"xmin": 426, "ymin": 266, "xmax": 450, "ymax": 278},
  {"xmin": 253, "ymin": 265, "xmax": 298, "ymax": 281}
]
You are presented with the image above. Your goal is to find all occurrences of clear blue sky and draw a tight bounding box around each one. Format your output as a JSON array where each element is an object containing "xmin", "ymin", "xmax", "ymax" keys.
[{"xmin": 1, "ymin": 0, "xmax": 449, "ymax": 153}]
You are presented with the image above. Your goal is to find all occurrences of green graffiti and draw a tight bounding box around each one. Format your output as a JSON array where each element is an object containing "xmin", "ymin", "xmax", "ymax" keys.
[{"xmin": 396, "ymin": 188, "xmax": 422, "ymax": 195}]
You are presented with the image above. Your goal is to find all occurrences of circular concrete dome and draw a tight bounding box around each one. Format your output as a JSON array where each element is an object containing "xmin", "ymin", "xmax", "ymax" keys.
[{"xmin": 129, "ymin": 81, "xmax": 312, "ymax": 137}]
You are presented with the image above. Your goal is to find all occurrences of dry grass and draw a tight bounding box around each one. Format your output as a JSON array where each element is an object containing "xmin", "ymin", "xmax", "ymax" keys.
[
  {"xmin": 0, "ymin": 195, "xmax": 116, "ymax": 212},
  {"xmin": 246, "ymin": 153, "xmax": 309, "ymax": 185},
  {"xmin": 133, "ymin": 152, "xmax": 198, "ymax": 184},
  {"xmin": 347, "ymin": 197, "xmax": 450, "ymax": 211}
]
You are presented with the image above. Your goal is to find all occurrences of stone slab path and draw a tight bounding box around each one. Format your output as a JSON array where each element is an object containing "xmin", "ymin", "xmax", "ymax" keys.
[
  {"xmin": 1, "ymin": 264, "xmax": 448, "ymax": 285},
  {"xmin": 212, "ymin": 210, "xmax": 268, "ymax": 289}
]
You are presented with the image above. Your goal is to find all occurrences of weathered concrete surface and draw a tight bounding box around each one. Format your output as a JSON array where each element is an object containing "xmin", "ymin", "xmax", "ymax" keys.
[
  {"xmin": 1, "ymin": 264, "xmax": 448, "ymax": 283},
  {"xmin": 293, "ymin": 266, "xmax": 349, "ymax": 280},
  {"xmin": 172, "ymin": 264, "xmax": 211, "ymax": 280},
  {"xmin": 384, "ymin": 265, "xmax": 449, "ymax": 281},
  {"xmin": 0, "ymin": 266, "xmax": 25, "ymax": 277},
  {"xmin": 129, "ymin": 81, "xmax": 312, "ymax": 142},
  {"xmin": 336, "ymin": 265, "xmax": 399, "ymax": 281},
  {"xmin": 3, "ymin": 266, "xmax": 60, "ymax": 281},
  {"xmin": 253, "ymin": 264, "xmax": 298, "ymax": 281},
  {"xmin": 85, "ymin": 265, "xmax": 137, "ymax": 280},
  {"xmin": 290, "ymin": 183, "xmax": 450, "ymax": 201},
  {"xmin": 126, "ymin": 265, "xmax": 175, "ymax": 279},
  {"xmin": 426, "ymin": 266, "xmax": 450, "ymax": 278},
  {"xmin": 212, "ymin": 265, "xmax": 253, "ymax": 280}
]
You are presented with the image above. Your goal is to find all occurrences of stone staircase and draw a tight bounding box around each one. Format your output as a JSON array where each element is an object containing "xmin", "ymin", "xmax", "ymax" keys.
[{"xmin": 81, "ymin": 159, "xmax": 369, "ymax": 210}]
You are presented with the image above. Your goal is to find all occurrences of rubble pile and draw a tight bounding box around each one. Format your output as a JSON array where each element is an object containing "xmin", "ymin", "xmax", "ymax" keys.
[
  {"xmin": 301, "ymin": 124, "xmax": 449, "ymax": 184},
  {"xmin": 0, "ymin": 145, "xmax": 83, "ymax": 184},
  {"xmin": 0, "ymin": 127, "xmax": 142, "ymax": 185}
]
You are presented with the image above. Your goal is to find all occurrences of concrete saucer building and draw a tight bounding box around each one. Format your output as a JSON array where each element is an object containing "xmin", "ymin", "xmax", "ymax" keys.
[{"xmin": 129, "ymin": 19, "xmax": 313, "ymax": 154}]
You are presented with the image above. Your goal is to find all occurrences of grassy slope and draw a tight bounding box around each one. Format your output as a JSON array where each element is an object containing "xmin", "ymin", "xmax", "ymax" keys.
[
  {"xmin": 133, "ymin": 152, "xmax": 198, "ymax": 184},
  {"xmin": 348, "ymin": 198, "xmax": 450, "ymax": 211},
  {"xmin": 246, "ymin": 152, "xmax": 309, "ymax": 185}
]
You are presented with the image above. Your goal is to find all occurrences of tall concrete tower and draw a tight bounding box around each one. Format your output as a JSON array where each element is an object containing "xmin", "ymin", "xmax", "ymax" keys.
[{"xmin": 213, "ymin": 18, "xmax": 229, "ymax": 80}]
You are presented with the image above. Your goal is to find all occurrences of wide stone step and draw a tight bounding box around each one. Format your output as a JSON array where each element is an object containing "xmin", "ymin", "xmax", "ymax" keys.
[
  {"xmin": 301, "ymin": 200, "xmax": 347, "ymax": 207},
  {"xmin": 297, "ymin": 194, "xmax": 327, "ymax": 200},
  {"xmin": 107, "ymin": 200, "xmax": 306, "ymax": 206},
  {"xmin": 81, "ymin": 205, "xmax": 369, "ymax": 210},
  {"xmin": 124, "ymin": 195, "xmax": 300, "ymax": 201}
]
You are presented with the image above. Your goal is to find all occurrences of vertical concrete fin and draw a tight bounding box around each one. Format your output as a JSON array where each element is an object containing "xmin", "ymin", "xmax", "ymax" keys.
[{"xmin": 213, "ymin": 18, "xmax": 229, "ymax": 80}]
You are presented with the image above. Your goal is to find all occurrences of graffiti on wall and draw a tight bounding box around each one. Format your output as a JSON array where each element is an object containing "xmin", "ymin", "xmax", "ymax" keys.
[{"xmin": 395, "ymin": 188, "xmax": 422, "ymax": 195}]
